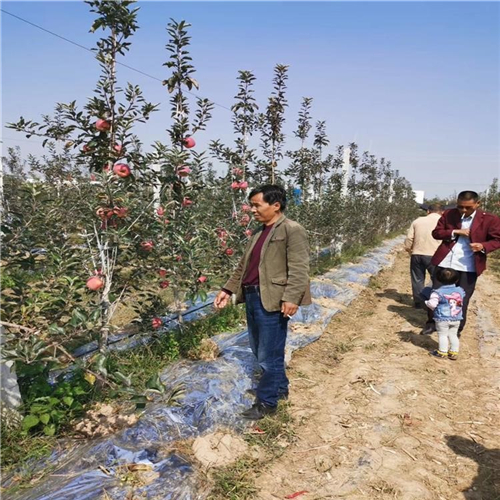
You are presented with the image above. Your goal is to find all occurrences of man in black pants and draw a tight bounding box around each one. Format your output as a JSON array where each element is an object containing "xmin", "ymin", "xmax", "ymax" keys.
[
  {"xmin": 404, "ymin": 204, "xmax": 443, "ymax": 308},
  {"xmin": 421, "ymin": 191, "xmax": 500, "ymax": 336}
]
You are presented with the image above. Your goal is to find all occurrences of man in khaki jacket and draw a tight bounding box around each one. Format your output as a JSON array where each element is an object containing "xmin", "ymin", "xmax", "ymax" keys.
[
  {"xmin": 404, "ymin": 204, "xmax": 443, "ymax": 308},
  {"xmin": 214, "ymin": 184, "xmax": 311, "ymax": 419}
]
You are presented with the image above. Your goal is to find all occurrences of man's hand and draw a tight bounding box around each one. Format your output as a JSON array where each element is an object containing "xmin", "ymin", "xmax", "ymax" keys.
[
  {"xmin": 281, "ymin": 301, "xmax": 298, "ymax": 318},
  {"xmin": 454, "ymin": 228, "xmax": 470, "ymax": 237},
  {"xmin": 470, "ymin": 242, "xmax": 484, "ymax": 252},
  {"xmin": 214, "ymin": 290, "xmax": 231, "ymax": 309}
]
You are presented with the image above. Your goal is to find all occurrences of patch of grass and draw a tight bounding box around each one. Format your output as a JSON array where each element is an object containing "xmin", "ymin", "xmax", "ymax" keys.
[
  {"xmin": 0, "ymin": 424, "xmax": 55, "ymax": 472},
  {"xmin": 0, "ymin": 418, "xmax": 57, "ymax": 493},
  {"xmin": 207, "ymin": 457, "xmax": 259, "ymax": 500},
  {"xmin": 368, "ymin": 276, "xmax": 383, "ymax": 290},
  {"xmin": 248, "ymin": 402, "xmax": 295, "ymax": 447},
  {"xmin": 334, "ymin": 340, "xmax": 355, "ymax": 354}
]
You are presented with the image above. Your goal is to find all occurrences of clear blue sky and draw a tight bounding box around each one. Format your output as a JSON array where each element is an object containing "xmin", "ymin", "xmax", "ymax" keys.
[{"xmin": 2, "ymin": 1, "xmax": 499, "ymax": 198}]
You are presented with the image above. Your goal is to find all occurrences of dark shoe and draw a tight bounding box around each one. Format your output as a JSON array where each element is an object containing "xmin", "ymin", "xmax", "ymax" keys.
[
  {"xmin": 429, "ymin": 350, "xmax": 448, "ymax": 359},
  {"xmin": 420, "ymin": 323, "xmax": 436, "ymax": 335},
  {"xmin": 278, "ymin": 391, "xmax": 289, "ymax": 401},
  {"xmin": 241, "ymin": 402, "xmax": 277, "ymax": 420},
  {"xmin": 448, "ymin": 351, "xmax": 458, "ymax": 361},
  {"xmin": 246, "ymin": 389, "xmax": 288, "ymax": 400}
]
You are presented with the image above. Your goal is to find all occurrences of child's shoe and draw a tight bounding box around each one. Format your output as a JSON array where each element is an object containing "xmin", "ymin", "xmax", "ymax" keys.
[
  {"xmin": 429, "ymin": 350, "xmax": 448, "ymax": 359},
  {"xmin": 448, "ymin": 351, "xmax": 459, "ymax": 361}
]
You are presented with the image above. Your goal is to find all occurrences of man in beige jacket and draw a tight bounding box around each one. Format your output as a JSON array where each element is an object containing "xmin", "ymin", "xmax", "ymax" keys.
[
  {"xmin": 214, "ymin": 185, "xmax": 311, "ymax": 419},
  {"xmin": 404, "ymin": 204, "xmax": 443, "ymax": 308}
]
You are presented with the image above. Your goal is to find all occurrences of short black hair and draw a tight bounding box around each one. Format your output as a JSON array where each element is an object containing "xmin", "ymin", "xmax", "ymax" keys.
[
  {"xmin": 428, "ymin": 204, "xmax": 443, "ymax": 213},
  {"xmin": 457, "ymin": 191, "xmax": 479, "ymax": 202},
  {"xmin": 436, "ymin": 267, "xmax": 459, "ymax": 285},
  {"xmin": 248, "ymin": 184, "xmax": 287, "ymax": 211}
]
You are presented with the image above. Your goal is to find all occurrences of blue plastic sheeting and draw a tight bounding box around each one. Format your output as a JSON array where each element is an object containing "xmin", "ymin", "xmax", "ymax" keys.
[{"xmin": 3, "ymin": 236, "xmax": 403, "ymax": 500}]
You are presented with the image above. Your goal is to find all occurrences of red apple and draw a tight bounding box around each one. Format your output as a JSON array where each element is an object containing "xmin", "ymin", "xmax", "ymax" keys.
[
  {"xmin": 95, "ymin": 119, "xmax": 111, "ymax": 132},
  {"xmin": 225, "ymin": 248, "xmax": 234, "ymax": 256},
  {"xmin": 156, "ymin": 206, "xmax": 165, "ymax": 216},
  {"xmin": 141, "ymin": 241, "xmax": 154, "ymax": 252},
  {"xmin": 160, "ymin": 280, "xmax": 170, "ymax": 289},
  {"xmin": 152, "ymin": 317, "xmax": 163, "ymax": 329},
  {"xmin": 240, "ymin": 214, "xmax": 250, "ymax": 226},
  {"xmin": 181, "ymin": 197, "xmax": 193, "ymax": 207},
  {"xmin": 113, "ymin": 163, "xmax": 131, "ymax": 178},
  {"xmin": 239, "ymin": 181, "xmax": 249, "ymax": 190},
  {"xmin": 197, "ymin": 276, "xmax": 207, "ymax": 283},
  {"xmin": 158, "ymin": 268, "xmax": 168, "ymax": 277},
  {"xmin": 176, "ymin": 166, "xmax": 191, "ymax": 177},
  {"xmin": 241, "ymin": 204, "xmax": 251, "ymax": 212},
  {"xmin": 86, "ymin": 276, "xmax": 104, "ymax": 291},
  {"xmin": 113, "ymin": 144, "xmax": 123, "ymax": 154},
  {"xmin": 232, "ymin": 167, "xmax": 243, "ymax": 176},
  {"xmin": 175, "ymin": 255, "xmax": 182, "ymax": 262},
  {"xmin": 82, "ymin": 144, "xmax": 92, "ymax": 153},
  {"xmin": 183, "ymin": 136, "xmax": 196, "ymax": 148},
  {"xmin": 245, "ymin": 229, "xmax": 253, "ymax": 237},
  {"xmin": 231, "ymin": 181, "xmax": 239, "ymax": 190}
]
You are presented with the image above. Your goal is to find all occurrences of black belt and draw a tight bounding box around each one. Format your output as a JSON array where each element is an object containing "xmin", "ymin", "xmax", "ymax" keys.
[{"xmin": 243, "ymin": 285, "xmax": 259, "ymax": 294}]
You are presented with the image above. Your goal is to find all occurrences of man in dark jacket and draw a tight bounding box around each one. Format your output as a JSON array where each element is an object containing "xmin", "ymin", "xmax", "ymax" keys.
[
  {"xmin": 421, "ymin": 191, "xmax": 500, "ymax": 335},
  {"xmin": 214, "ymin": 185, "xmax": 311, "ymax": 419}
]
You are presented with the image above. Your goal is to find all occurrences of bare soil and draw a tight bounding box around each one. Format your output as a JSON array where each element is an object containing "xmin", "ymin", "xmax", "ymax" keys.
[{"xmin": 255, "ymin": 248, "xmax": 500, "ymax": 500}]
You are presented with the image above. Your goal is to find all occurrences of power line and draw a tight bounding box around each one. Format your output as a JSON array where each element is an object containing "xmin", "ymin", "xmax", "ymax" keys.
[{"xmin": 1, "ymin": 8, "xmax": 233, "ymax": 112}]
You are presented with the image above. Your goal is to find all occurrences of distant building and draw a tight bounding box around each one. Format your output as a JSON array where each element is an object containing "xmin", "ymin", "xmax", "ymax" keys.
[{"xmin": 413, "ymin": 190, "xmax": 425, "ymax": 204}]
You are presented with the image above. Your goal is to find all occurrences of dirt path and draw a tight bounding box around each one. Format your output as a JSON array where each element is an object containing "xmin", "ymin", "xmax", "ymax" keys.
[{"xmin": 255, "ymin": 248, "xmax": 500, "ymax": 500}]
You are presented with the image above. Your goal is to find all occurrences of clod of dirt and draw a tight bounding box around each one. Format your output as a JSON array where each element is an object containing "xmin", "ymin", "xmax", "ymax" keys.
[
  {"xmin": 192, "ymin": 431, "xmax": 248, "ymax": 468},
  {"xmin": 187, "ymin": 338, "xmax": 220, "ymax": 361},
  {"xmin": 314, "ymin": 454, "xmax": 334, "ymax": 472},
  {"xmin": 74, "ymin": 403, "xmax": 138, "ymax": 438}
]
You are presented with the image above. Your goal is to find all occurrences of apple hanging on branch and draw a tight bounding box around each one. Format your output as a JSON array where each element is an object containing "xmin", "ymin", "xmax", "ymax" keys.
[
  {"xmin": 113, "ymin": 163, "xmax": 131, "ymax": 178},
  {"xmin": 87, "ymin": 276, "xmax": 104, "ymax": 291},
  {"xmin": 95, "ymin": 119, "xmax": 111, "ymax": 132}
]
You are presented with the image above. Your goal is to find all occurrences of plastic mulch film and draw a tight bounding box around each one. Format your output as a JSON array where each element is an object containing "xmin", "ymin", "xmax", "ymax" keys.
[{"xmin": 2, "ymin": 236, "xmax": 404, "ymax": 500}]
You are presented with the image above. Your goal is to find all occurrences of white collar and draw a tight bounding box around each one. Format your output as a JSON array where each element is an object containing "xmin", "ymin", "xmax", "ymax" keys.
[{"xmin": 462, "ymin": 210, "xmax": 476, "ymax": 221}]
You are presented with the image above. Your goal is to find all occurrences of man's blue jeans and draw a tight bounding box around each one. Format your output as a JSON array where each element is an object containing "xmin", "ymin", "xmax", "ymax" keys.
[{"xmin": 245, "ymin": 288, "xmax": 289, "ymax": 407}]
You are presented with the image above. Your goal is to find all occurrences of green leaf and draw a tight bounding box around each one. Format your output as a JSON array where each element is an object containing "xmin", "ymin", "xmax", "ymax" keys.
[
  {"xmin": 93, "ymin": 353, "xmax": 108, "ymax": 377},
  {"xmin": 43, "ymin": 424, "xmax": 56, "ymax": 436},
  {"xmin": 62, "ymin": 396, "xmax": 74, "ymax": 407},
  {"xmin": 39, "ymin": 413, "xmax": 51, "ymax": 425},
  {"xmin": 70, "ymin": 308, "xmax": 87, "ymax": 327},
  {"xmin": 131, "ymin": 395, "xmax": 148, "ymax": 410},
  {"xmin": 145, "ymin": 373, "xmax": 165, "ymax": 394},
  {"xmin": 22, "ymin": 414, "xmax": 40, "ymax": 431},
  {"xmin": 113, "ymin": 371, "xmax": 132, "ymax": 387}
]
